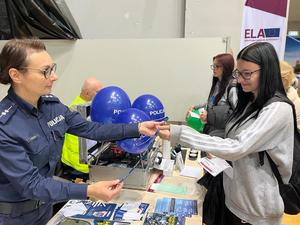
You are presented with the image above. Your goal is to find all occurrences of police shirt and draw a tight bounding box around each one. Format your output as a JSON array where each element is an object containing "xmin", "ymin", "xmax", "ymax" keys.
[{"xmin": 0, "ymin": 88, "xmax": 140, "ymax": 203}]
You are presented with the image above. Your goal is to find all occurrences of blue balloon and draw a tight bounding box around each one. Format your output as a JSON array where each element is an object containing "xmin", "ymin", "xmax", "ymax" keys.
[
  {"xmin": 132, "ymin": 94, "xmax": 166, "ymax": 121},
  {"xmin": 115, "ymin": 108, "xmax": 152, "ymax": 154},
  {"xmin": 91, "ymin": 86, "xmax": 131, "ymax": 123}
]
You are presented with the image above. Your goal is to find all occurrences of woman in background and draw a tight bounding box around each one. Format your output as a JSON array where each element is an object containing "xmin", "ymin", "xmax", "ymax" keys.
[
  {"xmin": 187, "ymin": 53, "xmax": 237, "ymax": 138},
  {"xmin": 280, "ymin": 60, "xmax": 300, "ymax": 128}
]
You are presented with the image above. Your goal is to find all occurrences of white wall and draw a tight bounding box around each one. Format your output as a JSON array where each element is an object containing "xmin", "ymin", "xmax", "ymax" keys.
[
  {"xmin": 65, "ymin": 0, "xmax": 244, "ymax": 54},
  {"xmin": 65, "ymin": 0, "xmax": 185, "ymax": 38},
  {"xmin": 185, "ymin": 0, "xmax": 244, "ymax": 55},
  {"xmin": 0, "ymin": 38, "xmax": 227, "ymax": 121},
  {"xmin": 1, "ymin": 1, "xmax": 244, "ymax": 120}
]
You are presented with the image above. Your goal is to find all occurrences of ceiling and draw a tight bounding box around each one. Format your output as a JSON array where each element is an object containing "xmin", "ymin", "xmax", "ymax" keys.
[{"xmin": 288, "ymin": 0, "xmax": 300, "ymax": 21}]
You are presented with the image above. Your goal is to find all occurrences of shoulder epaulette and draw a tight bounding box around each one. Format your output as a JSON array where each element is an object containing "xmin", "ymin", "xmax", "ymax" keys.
[
  {"xmin": 41, "ymin": 94, "xmax": 60, "ymax": 102},
  {"xmin": 0, "ymin": 102, "xmax": 17, "ymax": 124}
]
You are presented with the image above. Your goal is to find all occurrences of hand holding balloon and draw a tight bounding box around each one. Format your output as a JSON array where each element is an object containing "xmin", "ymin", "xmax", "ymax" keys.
[
  {"xmin": 157, "ymin": 123, "xmax": 171, "ymax": 140},
  {"xmin": 138, "ymin": 121, "xmax": 164, "ymax": 137}
]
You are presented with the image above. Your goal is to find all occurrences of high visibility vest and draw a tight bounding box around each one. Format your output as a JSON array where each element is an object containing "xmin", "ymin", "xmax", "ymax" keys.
[{"xmin": 61, "ymin": 96, "xmax": 89, "ymax": 173}]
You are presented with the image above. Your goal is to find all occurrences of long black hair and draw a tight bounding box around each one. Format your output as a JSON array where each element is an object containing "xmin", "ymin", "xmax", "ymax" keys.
[
  {"xmin": 228, "ymin": 42, "xmax": 285, "ymax": 131},
  {"xmin": 208, "ymin": 53, "xmax": 235, "ymax": 105}
]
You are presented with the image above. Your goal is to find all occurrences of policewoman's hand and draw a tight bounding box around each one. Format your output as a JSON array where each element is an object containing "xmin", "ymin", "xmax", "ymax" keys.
[
  {"xmin": 87, "ymin": 179, "xmax": 123, "ymax": 201},
  {"xmin": 138, "ymin": 121, "xmax": 163, "ymax": 136}
]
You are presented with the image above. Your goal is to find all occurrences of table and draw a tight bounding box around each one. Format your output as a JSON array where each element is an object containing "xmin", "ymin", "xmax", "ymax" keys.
[{"xmin": 47, "ymin": 148, "xmax": 205, "ymax": 225}]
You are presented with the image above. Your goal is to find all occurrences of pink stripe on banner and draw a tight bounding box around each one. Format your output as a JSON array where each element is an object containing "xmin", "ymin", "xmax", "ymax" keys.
[{"xmin": 245, "ymin": 0, "xmax": 288, "ymax": 17}]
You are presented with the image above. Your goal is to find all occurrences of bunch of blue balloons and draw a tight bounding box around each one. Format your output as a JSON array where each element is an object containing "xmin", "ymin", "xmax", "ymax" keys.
[{"xmin": 90, "ymin": 86, "xmax": 166, "ymax": 154}]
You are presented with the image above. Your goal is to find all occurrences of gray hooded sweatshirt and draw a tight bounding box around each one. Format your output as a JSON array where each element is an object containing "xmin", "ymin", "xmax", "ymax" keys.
[{"xmin": 170, "ymin": 101, "xmax": 293, "ymax": 225}]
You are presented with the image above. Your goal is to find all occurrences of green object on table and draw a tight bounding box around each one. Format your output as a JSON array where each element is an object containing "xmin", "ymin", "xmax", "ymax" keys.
[
  {"xmin": 156, "ymin": 183, "xmax": 188, "ymax": 194},
  {"xmin": 186, "ymin": 108, "xmax": 205, "ymax": 133}
]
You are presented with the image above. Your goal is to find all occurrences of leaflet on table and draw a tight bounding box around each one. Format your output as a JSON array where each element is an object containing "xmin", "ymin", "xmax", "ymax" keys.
[
  {"xmin": 61, "ymin": 200, "xmax": 90, "ymax": 217},
  {"xmin": 154, "ymin": 198, "xmax": 198, "ymax": 218},
  {"xmin": 113, "ymin": 202, "xmax": 149, "ymax": 221},
  {"xmin": 93, "ymin": 221, "xmax": 130, "ymax": 225},
  {"xmin": 72, "ymin": 201, "xmax": 117, "ymax": 221},
  {"xmin": 143, "ymin": 212, "xmax": 185, "ymax": 225},
  {"xmin": 179, "ymin": 166, "xmax": 201, "ymax": 178},
  {"xmin": 198, "ymin": 156, "xmax": 231, "ymax": 177},
  {"xmin": 63, "ymin": 200, "xmax": 149, "ymax": 221}
]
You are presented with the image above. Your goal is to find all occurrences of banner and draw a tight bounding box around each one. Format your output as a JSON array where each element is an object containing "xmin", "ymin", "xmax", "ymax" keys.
[{"xmin": 240, "ymin": 0, "xmax": 289, "ymax": 59}]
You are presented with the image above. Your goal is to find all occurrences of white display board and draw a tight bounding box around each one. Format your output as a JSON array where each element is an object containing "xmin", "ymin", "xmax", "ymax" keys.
[{"xmin": 0, "ymin": 38, "xmax": 227, "ymax": 121}]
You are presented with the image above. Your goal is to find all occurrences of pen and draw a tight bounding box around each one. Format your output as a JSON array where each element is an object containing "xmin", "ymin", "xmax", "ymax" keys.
[{"xmin": 118, "ymin": 158, "xmax": 141, "ymax": 183}]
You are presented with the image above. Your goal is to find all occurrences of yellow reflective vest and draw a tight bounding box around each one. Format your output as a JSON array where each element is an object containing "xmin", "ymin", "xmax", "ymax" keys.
[{"xmin": 61, "ymin": 96, "xmax": 89, "ymax": 173}]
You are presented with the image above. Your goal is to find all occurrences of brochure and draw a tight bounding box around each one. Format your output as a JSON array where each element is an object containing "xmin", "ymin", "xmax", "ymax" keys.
[
  {"xmin": 143, "ymin": 212, "xmax": 185, "ymax": 225},
  {"xmin": 73, "ymin": 201, "xmax": 117, "ymax": 221},
  {"xmin": 64, "ymin": 200, "xmax": 149, "ymax": 222},
  {"xmin": 113, "ymin": 202, "xmax": 149, "ymax": 221},
  {"xmin": 154, "ymin": 198, "xmax": 197, "ymax": 218}
]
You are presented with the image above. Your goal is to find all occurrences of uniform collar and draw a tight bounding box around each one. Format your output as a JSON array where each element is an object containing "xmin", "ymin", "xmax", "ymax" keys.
[{"xmin": 7, "ymin": 87, "xmax": 39, "ymax": 116}]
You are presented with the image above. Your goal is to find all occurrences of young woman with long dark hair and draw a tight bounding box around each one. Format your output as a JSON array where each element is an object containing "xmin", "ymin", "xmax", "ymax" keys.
[{"xmin": 160, "ymin": 42, "xmax": 293, "ymax": 225}]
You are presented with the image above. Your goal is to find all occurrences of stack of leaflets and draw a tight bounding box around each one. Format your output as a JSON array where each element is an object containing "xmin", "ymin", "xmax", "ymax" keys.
[
  {"xmin": 93, "ymin": 221, "xmax": 130, "ymax": 225},
  {"xmin": 113, "ymin": 202, "xmax": 149, "ymax": 221},
  {"xmin": 58, "ymin": 217, "xmax": 130, "ymax": 225},
  {"xmin": 61, "ymin": 200, "xmax": 149, "ymax": 223},
  {"xmin": 73, "ymin": 201, "xmax": 117, "ymax": 221},
  {"xmin": 143, "ymin": 212, "xmax": 184, "ymax": 225},
  {"xmin": 143, "ymin": 197, "xmax": 198, "ymax": 225},
  {"xmin": 154, "ymin": 197, "xmax": 198, "ymax": 218}
]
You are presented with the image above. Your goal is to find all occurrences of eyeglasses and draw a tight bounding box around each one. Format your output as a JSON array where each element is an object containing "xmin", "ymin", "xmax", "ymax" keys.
[
  {"xmin": 210, "ymin": 64, "xmax": 222, "ymax": 70},
  {"xmin": 20, "ymin": 63, "xmax": 57, "ymax": 79},
  {"xmin": 232, "ymin": 68, "xmax": 260, "ymax": 80}
]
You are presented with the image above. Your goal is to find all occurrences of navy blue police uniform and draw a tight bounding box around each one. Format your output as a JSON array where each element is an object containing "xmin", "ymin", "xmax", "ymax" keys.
[{"xmin": 0, "ymin": 88, "xmax": 140, "ymax": 225}]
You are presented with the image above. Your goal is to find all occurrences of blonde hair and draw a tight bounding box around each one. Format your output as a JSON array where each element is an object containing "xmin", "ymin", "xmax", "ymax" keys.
[{"xmin": 280, "ymin": 60, "xmax": 297, "ymax": 92}]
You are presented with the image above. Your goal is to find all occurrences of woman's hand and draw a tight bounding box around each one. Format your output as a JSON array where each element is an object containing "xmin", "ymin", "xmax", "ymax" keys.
[
  {"xmin": 185, "ymin": 106, "xmax": 195, "ymax": 119},
  {"xmin": 157, "ymin": 123, "xmax": 171, "ymax": 140},
  {"xmin": 206, "ymin": 153, "xmax": 216, "ymax": 159},
  {"xmin": 87, "ymin": 180, "xmax": 123, "ymax": 201},
  {"xmin": 138, "ymin": 121, "xmax": 163, "ymax": 136},
  {"xmin": 199, "ymin": 109, "xmax": 207, "ymax": 123}
]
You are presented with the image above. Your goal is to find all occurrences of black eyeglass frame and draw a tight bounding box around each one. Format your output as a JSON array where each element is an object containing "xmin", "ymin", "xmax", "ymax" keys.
[
  {"xmin": 19, "ymin": 63, "xmax": 57, "ymax": 79},
  {"xmin": 232, "ymin": 68, "xmax": 260, "ymax": 80}
]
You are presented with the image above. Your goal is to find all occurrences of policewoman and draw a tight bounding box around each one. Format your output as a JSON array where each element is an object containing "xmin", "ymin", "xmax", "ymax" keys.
[{"xmin": 0, "ymin": 39, "xmax": 159, "ymax": 225}]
